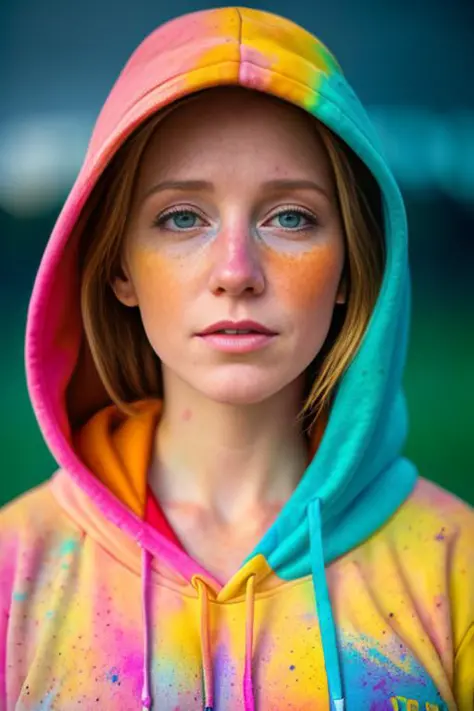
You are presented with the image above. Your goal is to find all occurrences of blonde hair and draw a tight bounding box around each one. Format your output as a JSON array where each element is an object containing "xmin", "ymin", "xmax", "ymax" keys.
[{"xmin": 78, "ymin": 91, "xmax": 385, "ymax": 436}]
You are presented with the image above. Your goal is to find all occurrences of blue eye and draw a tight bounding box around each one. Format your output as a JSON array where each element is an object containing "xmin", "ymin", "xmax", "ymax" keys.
[
  {"xmin": 270, "ymin": 209, "xmax": 317, "ymax": 231},
  {"xmin": 278, "ymin": 211, "xmax": 303, "ymax": 228},
  {"xmin": 172, "ymin": 211, "xmax": 198, "ymax": 229},
  {"xmin": 153, "ymin": 209, "xmax": 202, "ymax": 231}
]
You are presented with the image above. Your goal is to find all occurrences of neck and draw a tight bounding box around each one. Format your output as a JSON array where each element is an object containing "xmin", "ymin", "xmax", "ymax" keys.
[{"xmin": 148, "ymin": 371, "xmax": 310, "ymax": 524}]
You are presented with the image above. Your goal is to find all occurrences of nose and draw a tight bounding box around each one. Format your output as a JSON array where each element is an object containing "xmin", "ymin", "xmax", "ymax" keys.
[{"xmin": 207, "ymin": 222, "xmax": 265, "ymax": 296}]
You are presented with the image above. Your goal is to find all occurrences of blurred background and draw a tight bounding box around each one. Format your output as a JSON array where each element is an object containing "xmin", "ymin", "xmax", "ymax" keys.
[{"xmin": 1, "ymin": 0, "xmax": 473, "ymax": 507}]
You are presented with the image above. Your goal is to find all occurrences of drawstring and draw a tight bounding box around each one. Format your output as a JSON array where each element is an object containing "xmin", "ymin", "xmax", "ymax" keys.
[
  {"xmin": 139, "ymin": 510, "xmax": 342, "ymax": 711},
  {"xmin": 140, "ymin": 546, "xmax": 153, "ymax": 710},
  {"xmin": 308, "ymin": 499, "xmax": 345, "ymax": 711},
  {"xmin": 196, "ymin": 579, "xmax": 215, "ymax": 710},
  {"xmin": 243, "ymin": 574, "xmax": 256, "ymax": 711},
  {"xmin": 139, "ymin": 551, "xmax": 256, "ymax": 711},
  {"xmin": 196, "ymin": 575, "xmax": 256, "ymax": 711}
]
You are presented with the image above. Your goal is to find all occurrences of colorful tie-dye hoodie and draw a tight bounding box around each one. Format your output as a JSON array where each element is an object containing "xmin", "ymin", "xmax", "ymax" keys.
[{"xmin": 1, "ymin": 7, "xmax": 473, "ymax": 711}]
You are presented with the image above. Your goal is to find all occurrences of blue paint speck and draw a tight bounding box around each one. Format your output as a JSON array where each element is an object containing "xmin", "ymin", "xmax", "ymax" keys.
[
  {"xmin": 107, "ymin": 668, "xmax": 120, "ymax": 684},
  {"xmin": 60, "ymin": 539, "xmax": 78, "ymax": 556},
  {"xmin": 13, "ymin": 591, "xmax": 27, "ymax": 602},
  {"xmin": 289, "ymin": 665, "xmax": 296, "ymax": 671}
]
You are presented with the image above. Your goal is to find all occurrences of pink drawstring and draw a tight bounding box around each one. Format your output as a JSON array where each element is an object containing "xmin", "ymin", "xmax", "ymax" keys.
[
  {"xmin": 243, "ymin": 574, "xmax": 256, "ymax": 711},
  {"xmin": 141, "ymin": 547, "xmax": 153, "ymax": 710},
  {"xmin": 196, "ymin": 579, "xmax": 214, "ymax": 710}
]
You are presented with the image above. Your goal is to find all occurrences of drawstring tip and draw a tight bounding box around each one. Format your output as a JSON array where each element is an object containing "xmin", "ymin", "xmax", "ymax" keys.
[
  {"xmin": 333, "ymin": 699, "xmax": 345, "ymax": 711},
  {"xmin": 141, "ymin": 696, "xmax": 152, "ymax": 710},
  {"xmin": 204, "ymin": 707, "xmax": 214, "ymax": 711}
]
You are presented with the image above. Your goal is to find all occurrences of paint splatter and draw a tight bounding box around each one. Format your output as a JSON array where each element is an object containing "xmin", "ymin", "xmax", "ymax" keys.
[
  {"xmin": 13, "ymin": 591, "xmax": 28, "ymax": 602},
  {"xmin": 107, "ymin": 667, "xmax": 120, "ymax": 684},
  {"xmin": 60, "ymin": 539, "xmax": 78, "ymax": 556}
]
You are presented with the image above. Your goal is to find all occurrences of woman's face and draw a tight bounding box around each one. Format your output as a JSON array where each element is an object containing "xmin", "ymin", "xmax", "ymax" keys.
[{"xmin": 114, "ymin": 87, "xmax": 346, "ymax": 406}]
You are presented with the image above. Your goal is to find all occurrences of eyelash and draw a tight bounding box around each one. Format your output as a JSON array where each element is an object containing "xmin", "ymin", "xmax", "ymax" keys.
[
  {"xmin": 152, "ymin": 205, "xmax": 319, "ymax": 231},
  {"xmin": 152, "ymin": 206, "xmax": 204, "ymax": 229}
]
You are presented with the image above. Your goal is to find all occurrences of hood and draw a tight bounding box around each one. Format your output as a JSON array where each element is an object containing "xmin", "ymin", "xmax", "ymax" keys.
[{"xmin": 25, "ymin": 7, "xmax": 418, "ymax": 710}]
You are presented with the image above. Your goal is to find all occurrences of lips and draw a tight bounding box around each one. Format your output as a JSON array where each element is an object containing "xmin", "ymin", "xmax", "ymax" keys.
[
  {"xmin": 198, "ymin": 320, "xmax": 277, "ymax": 336},
  {"xmin": 213, "ymin": 329, "xmax": 257, "ymax": 334}
]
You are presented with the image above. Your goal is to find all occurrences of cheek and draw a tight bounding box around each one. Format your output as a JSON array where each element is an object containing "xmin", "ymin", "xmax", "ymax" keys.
[
  {"xmin": 266, "ymin": 245, "xmax": 344, "ymax": 313},
  {"xmin": 131, "ymin": 251, "xmax": 188, "ymax": 328}
]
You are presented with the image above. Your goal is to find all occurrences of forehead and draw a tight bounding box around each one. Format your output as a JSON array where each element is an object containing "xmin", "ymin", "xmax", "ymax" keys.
[{"xmin": 136, "ymin": 87, "xmax": 332, "ymax": 185}]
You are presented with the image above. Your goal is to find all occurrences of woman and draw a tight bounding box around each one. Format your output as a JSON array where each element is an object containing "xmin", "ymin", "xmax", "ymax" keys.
[{"xmin": 0, "ymin": 7, "xmax": 472, "ymax": 710}]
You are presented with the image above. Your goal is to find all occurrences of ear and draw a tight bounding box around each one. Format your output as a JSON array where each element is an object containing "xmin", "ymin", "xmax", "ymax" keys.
[
  {"xmin": 111, "ymin": 262, "xmax": 139, "ymax": 307},
  {"xmin": 335, "ymin": 274, "xmax": 347, "ymax": 305}
]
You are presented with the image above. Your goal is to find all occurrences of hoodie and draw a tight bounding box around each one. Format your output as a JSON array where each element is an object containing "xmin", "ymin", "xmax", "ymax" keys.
[{"xmin": 1, "ymin": 7, "xmax": 473, "ymax": 711}]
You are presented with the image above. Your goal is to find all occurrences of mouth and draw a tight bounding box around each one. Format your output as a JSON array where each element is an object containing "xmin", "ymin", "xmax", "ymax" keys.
[
  {"xmin": 197, "ymin": 322, "xmax": 278, "ymax": 337},
  {"xmin": 208, "ymin": 329, "xmax": 267, "ymax": 335},
  {"xmin": 195, "ymin": 330, "xmax": 277, "ymax": 353}
]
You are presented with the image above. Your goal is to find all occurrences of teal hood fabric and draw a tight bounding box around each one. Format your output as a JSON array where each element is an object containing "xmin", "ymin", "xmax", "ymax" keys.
[{"xmin": 236, "ymin": 35, "xmax": 418, "ymax": 576}]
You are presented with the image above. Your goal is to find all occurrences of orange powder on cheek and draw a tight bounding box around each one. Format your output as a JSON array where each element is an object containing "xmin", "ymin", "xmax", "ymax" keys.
[
  {"xmin": 130, "ymin": 239, "xmax": 343, "ymax": 319},
  {"xmin": 129, "ymin": 248, "xmax": 191, "ymax": 322},
  {"xmin": 265, "ymin": 246, "xmax": 344, "ymax": 310}
]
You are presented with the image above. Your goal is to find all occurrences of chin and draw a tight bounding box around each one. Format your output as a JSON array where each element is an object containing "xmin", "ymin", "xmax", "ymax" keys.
[
  {"xmin": 207, "ymin": 390, "xmax": 274, "ymax": 406},
  {"xmin": 192, "ymin": 372, "xmax": 291, "ymax": 407}
]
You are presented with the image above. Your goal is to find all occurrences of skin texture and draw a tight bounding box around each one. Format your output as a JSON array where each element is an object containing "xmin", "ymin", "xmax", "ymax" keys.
[{"xmin": 113, "ymin": 87, "xmax": 346, "ymax": 581}]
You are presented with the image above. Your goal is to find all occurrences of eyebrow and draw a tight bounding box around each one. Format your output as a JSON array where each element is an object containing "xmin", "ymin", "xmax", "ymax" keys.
[
  {"xmin": 141, "ymin": 178, "xmax": 330, "ymax": 204},
  {"xmin": 264, "ymin": 179, "xmax": 330, "ymax": 199},
  {"xmin": 141, "ymin": 180, "xmax": 213, "ymax": 204}
]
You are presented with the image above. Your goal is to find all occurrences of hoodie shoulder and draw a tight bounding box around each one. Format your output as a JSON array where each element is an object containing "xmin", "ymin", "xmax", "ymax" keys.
[
  {"xmin": 403, "ymin": 476, "xmax": 474, "ymax": 533},
  {"xmin": 384, "ymin": 477, "xmax": 473, "ymax": 650},
  {"xmin": 385, "ymin": 476, "xmax": 474, "ymax": 570},
  {"xmin": 404, "ymin": 478, "xmax": 474, "ymax": 704},
  {"xmin": 0, "ymin": 474, "xmax": 82, "ymax": 554},
  {"xmin": 0, "ymin": 475, "xmax": 85, "ymax": 613}
]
